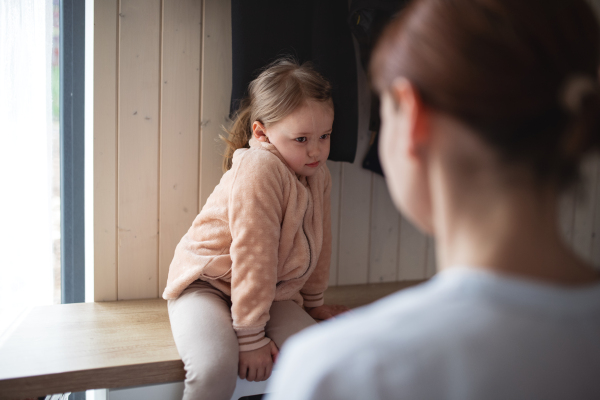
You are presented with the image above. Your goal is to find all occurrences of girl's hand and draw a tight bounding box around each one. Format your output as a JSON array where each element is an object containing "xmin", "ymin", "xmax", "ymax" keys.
[
  {"xmin": 306, "ymin": 304, "xmax": 350, "ymax": 320},
  {"xmin": 238, "ymin": 340, "xmax": 279, "ymax": 382}
]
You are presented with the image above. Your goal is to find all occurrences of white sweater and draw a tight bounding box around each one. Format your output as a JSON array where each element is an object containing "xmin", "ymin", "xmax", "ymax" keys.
[{"xmin": 267, "ymin": 267, "xmax": 600, "ymax": 400}]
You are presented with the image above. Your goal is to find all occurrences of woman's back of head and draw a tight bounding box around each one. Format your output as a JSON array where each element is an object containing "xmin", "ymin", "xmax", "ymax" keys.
[{"xmin": 371, "ymin": 0, "xmax": 600, "ymax": 189}]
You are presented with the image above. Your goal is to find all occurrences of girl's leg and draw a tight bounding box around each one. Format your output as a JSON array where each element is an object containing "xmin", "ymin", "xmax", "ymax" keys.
[
  {"xmin": 168, "ymin": 281, "xmax": 239, "ymax": 400},
  {"xmin": 265, "ymin": 300, "xmax": 317, "ymax": 350}
]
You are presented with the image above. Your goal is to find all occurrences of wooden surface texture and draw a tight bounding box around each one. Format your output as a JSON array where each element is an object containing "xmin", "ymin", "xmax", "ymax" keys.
[
  {"xmin": 336, "ymin": 39, "xmax": 374, "ymax": 285},
  {"xmin": 159, "ymin": 0, "xmax": 202, "ymax": 295},
  {"xmin": 198, "ymin": 0, "xmax": 231, "ymax": 209},
  {"xmin": 0, "ymin": 281, "xmax": 422, "ymax": 399},
  {"xmin": 93, "ymin": 0, "xmax": 118, "ymax": 302},
  {"xmin": 93, "ymin": 0, "xmax": 206, "ymax": 301},
  {"xmin": 0, "ymin": 300, "xmax": 183, "ymax": 399},
  {"xmin": 117, "ymin": 0, "xmax": 162, "ymax": 300}
]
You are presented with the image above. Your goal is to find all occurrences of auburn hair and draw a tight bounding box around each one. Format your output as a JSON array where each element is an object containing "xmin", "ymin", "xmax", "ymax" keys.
[{"xmin": 371, "ymin": 0, "xmax": 600, "ymax": 188}]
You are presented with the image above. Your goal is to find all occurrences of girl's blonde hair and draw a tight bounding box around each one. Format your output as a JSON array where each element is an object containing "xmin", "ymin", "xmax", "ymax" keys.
[{"xmin": 221, "ymin": 57, "xmax": 333, "ymax": 171}]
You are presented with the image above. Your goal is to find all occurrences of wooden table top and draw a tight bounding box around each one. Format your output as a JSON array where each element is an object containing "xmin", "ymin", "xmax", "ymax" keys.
[{"xmin": 0, "ymin": 280, "xmax": 422, "ymax": 399}]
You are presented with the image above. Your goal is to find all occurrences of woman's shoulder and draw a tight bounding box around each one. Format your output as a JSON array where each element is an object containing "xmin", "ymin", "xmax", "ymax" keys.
[
  {"xmin": 270, "ymin": 281, "xmax": 453, "ymax": 398},
  {"xmin": 272, "ymin": 270, "xmax": 600, "ymax": 399}
]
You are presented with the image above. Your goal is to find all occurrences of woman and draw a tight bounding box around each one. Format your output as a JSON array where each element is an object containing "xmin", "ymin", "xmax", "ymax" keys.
[{"xmin": 266, "ymin": 0, "xmax": 600, "ymax": 399}]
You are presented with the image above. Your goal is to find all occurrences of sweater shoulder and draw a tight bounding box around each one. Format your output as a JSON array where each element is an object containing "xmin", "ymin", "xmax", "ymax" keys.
[
  {"xmin": 233, "ymin": 147, "xmax": 287, "ymax": 171},
  {"xmin": 231, "ymin": 147, "xmax": 290, "ymax": 185}
]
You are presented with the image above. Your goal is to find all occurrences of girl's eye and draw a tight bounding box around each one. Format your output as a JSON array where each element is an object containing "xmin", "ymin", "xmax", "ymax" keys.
[
  {"xmin": 320, "ymin": 133, "xmax": 331, "ymax": 140},
  {"xmin": 295, "ymin": 137, "xmax": 307, "ymax": 143}
]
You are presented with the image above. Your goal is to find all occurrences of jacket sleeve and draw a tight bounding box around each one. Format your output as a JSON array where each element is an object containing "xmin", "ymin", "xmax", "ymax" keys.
[
  {"xmin": 300, "ymin": 167, "xmax": 332, "ymax": 308},
  {"xmin": 229, "ymin": 152, "xmax": 284, "ymax": 351}
]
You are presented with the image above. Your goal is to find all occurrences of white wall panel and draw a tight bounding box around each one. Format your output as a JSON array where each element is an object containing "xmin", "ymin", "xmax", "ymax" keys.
[
  {"xmin": 117, "ymin": 0, "xmax": 162, "ymax": 300},
  {"xmin": 94, "ymin": 0, "xmax": 118, "ymax": 301},
  {"xmin": 327, "ymin": 160, "xmax": 342, "ymax": 286},
  {"xmin": 159, "ymin": 0, "xmax": 202, "ymax": 295},
  {"xmin": 94, "ymin": 1, "xmax": 600, "ymax": 299},
  {"xmin": 337, "ymin": 41, "xmax": 373, "ymax": 285},
  {"xmin": 369, "ymin": 175, "xmax": 400, "ymax": 283},
  {"xmin": 398, "ymin": 216, "xmax": 428, "ymax": 281}
]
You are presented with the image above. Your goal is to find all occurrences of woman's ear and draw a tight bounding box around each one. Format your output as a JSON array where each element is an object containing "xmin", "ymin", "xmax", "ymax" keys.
[
  {"xmin": 252, "ymin": 121, "xmax": 269, "ymax": 142},
  {"xmin": 390, "ymin": 78, "xmax": 430, "ymax": 157}
]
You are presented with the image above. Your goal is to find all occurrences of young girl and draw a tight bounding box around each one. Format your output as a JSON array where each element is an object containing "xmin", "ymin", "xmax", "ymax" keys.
[
  {"xmin": 163, "ymin": 58, "xmax": 349, "ymax": 400},
  {"xmin": 267, "ymin": 0, "xmax": 600, "ymax": 399}
]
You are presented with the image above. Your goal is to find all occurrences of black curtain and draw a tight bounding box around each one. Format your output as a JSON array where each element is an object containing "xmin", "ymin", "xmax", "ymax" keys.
[{"xmin": 231, "ymin": 0, "xmax": 359, "ymax": 162}]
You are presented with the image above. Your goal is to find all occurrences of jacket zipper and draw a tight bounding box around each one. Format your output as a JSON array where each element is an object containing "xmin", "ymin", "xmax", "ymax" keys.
[
  {"xmin": 276, "ymin": 183, "xmax": 315, "ymax": 290},
  {"xmin": 300, "ymin": 223, "xmax": 312, "ymax": 279},
  {"xmin": 275, "ymin": 226, "xmax": 312, "ymax": 287},
  {"xmin": 278, "ymin": 197, "xmax": 312, "ymax": 287},
  {"xmin": 297, "ymin": 192, "xmax": 313, "ymax": 280}
]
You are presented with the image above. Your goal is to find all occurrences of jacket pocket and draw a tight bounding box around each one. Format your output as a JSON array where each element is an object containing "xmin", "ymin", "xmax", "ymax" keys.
[{"xmin": 199, "ymin": 253, "xmax": 233, "ymax": 280}]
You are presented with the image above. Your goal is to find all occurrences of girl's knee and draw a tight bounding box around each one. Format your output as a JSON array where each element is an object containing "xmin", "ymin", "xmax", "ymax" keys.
[{"xmin": 183, "ymin": 353, "xmax": 238, "ymax": 400}]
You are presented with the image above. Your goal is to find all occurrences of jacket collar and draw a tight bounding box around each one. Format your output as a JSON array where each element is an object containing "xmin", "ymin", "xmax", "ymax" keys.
[{"xmin": 248, "ymin": 138, "xmax": 307, "ymax": 183}]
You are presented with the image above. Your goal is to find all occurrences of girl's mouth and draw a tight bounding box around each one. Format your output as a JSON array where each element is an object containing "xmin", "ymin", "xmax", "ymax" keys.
[{"xmin": 306, "ymin": 161, "xmax": 320, "ymax": 167}]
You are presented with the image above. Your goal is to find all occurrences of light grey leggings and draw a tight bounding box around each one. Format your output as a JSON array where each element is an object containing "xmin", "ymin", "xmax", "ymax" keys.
[{"xmin": 168, "ymin": 280, "xmax": 316, "ymax": 400}]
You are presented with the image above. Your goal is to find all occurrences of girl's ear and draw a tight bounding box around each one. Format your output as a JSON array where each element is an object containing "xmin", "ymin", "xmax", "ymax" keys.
[
  {"xmin": 390, "ymin": 78, "xmax": 430, "ymax": 158},
  {"xmin": 252, "ymin": 121, "xmax": 269, "ymax": 142}
]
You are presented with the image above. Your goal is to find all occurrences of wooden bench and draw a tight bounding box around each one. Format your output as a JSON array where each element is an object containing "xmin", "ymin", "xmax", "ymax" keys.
[{"xmin": 0, "ymin": 281, "xmax": 422, "ymax": 399}]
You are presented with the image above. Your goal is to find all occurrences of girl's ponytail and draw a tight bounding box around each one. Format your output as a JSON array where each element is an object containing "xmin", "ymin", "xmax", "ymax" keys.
[{"xmin": 221, "ymin": 99, "xmax": 252, "ymax": 171}]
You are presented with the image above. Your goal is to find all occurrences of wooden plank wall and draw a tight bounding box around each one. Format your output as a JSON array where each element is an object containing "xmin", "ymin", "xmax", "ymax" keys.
[
  {"xmin": 94, "ymin": 0, "xmax": 203, "ymax": 301},
  {"xmin": 94, "ymin": 0, "xmax": 600, "ymax": 301},
  {"xmin": 94, "ymin": 0, "xmax": 119, "ymax": 301},
  {"xmin": 566, "ymin": 156, "xmax": 600, "ymax": 271}
]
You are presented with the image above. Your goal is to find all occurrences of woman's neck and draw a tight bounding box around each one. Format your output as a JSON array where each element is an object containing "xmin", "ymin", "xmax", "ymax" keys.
[{"xmin": 430, "ymin": 155, "xmax": 598, "ymax": 286}]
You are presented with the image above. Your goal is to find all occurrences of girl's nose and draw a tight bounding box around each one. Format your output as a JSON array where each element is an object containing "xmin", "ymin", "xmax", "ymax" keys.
[{"xmin": 307, "ymin": 141, "xmax": 320, "ymax": 158}]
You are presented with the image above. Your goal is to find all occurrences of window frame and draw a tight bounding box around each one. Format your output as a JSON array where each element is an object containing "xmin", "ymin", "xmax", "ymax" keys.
[{"xmin": 60, "ymin": 0, "xmax": 86, "ymax": 305}]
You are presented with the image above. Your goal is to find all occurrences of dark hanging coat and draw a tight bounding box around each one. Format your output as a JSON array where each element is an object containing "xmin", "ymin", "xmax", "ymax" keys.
[{"xmin": 349, "ymin": 0, "xmax": 408, "ymax": 175}]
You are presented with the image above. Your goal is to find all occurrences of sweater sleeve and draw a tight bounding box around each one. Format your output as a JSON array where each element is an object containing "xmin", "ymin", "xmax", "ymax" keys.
[
  {"xmin": 229, "ymin": 152, "xmax": 284, "ymax": 351},
  {"xmin": 300, "ymin": 167, "xmax": 332, "ymax": 308}
]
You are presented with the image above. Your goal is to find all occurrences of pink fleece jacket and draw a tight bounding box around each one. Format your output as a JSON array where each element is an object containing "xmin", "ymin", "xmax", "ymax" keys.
[{"xmin": 163, "ymin": 138, "xmax": 331, "ymax": 351}]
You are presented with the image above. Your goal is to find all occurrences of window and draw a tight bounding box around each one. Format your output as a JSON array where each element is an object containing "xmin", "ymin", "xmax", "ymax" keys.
[{"xmin": 0, "ymin": 0, "xmax": 61, "ymax": 338}]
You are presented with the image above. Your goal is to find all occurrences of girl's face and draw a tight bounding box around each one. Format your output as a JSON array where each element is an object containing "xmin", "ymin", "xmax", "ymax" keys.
[{"xmin": 254, "ymin": 100, "xmax": 334, "ymax": 177}]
